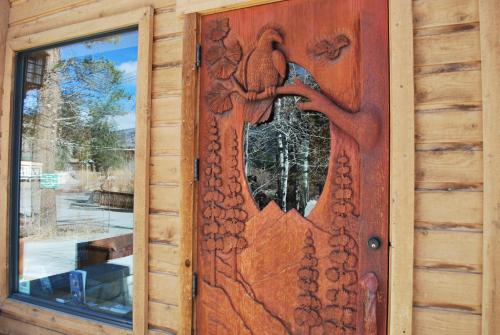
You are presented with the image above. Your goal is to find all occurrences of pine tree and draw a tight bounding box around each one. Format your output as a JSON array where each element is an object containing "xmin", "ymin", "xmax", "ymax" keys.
[
  {"xmin": 294, "ymin": 229, "xmax": 322, "ymax": 335},
  {"xmin": 220, "ymin": 128, "xmax": 248, "ymax": 279},
  {"xmin": 201, "ymin": 116, "xmax": 226, "ymax": 285},
  {"xmin": 322, "ymin": 152, "xmax": 358, "ymax": 335}
]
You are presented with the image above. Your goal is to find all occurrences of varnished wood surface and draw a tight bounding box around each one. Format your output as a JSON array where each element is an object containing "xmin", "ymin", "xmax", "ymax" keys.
[{"xmin": 196, "ymin": 1, "xmax": 389, "ymax": 334}]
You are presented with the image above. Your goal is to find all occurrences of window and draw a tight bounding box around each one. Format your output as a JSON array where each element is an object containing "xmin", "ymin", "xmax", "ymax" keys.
[{"xmin": 11, "ymin": 29, "xmax": 138, "ymax": 326}]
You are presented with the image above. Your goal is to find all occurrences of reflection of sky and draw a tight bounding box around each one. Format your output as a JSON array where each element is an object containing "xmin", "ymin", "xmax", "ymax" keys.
[{"xmin": 59, "ymin": 30, "xmax": 138, "ymax": 130}]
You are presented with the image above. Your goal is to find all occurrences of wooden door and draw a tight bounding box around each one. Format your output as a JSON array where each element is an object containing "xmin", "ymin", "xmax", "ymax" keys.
[{"xmin": 196, "ymin": 0, "xmax": 388, "ymax": 334}]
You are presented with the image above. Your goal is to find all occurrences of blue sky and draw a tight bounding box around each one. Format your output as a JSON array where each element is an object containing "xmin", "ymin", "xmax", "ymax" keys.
[{"xmin": 59, "ymin": 30, "xmax": 138, "ymax": 130}]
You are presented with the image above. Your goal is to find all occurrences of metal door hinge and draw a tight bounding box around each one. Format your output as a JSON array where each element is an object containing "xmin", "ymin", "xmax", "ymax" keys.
[
  {"xmin": 192, "ymin": 272, "xmax": 198, "ymax": 299},
  {"xmin": 195, "ymin": 44, "xmax": 202, "ymax": 68},
  {"xmin": 194, "ymin": 158, "xmax": 200, "ymax": 182}
]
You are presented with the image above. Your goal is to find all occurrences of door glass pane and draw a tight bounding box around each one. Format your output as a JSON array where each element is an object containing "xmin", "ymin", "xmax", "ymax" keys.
[
  {"xmin": 244, "ymin": 63, "xmax": 331, "ymax": 216},
  {"xmin": 16, "ymin": 30, "xmax": 138, "ymax": 322}
]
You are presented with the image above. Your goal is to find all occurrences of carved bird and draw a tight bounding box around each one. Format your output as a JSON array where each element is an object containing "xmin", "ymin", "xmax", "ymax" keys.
[{"xmin": 238, "ymin": 28, "xmax": 287, "ymax": 124}]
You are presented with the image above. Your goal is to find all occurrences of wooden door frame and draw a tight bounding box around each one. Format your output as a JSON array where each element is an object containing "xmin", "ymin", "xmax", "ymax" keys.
[
  {"xmin": 0, "ymin": 7, "xmax": 153, "ymax": 335},
  {"xmin": 179, "ymin": 1, "xmax": 415, "ymax": 334}
]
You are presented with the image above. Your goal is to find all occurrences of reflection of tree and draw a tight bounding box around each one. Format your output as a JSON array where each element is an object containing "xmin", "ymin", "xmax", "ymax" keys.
[
  {"xmin": 245, "ymin": 63, "xmax": 330, "ymax": 215},
  {"xmin": 54, "ymin": 56, "xmax": 131, "ymax": 183},
  {"xmin": 21, "ymin": 42, "xmax": 132, "ymax": 236}
]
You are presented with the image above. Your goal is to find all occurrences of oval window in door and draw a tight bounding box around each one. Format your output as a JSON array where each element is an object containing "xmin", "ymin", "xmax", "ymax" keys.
[{"xmin": 244, "ymin": 63, "xmax": 331, "ymax": 216}]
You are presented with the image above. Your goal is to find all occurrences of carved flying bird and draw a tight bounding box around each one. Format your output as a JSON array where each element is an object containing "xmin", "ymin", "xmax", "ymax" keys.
[{"xmin": 238, "ymin": 28, "xmax": 287, "ymax": 124}]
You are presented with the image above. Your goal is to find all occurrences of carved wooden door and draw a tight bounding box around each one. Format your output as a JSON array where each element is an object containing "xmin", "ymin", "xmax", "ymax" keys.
[{"xmin": 196, "ymin": 0, "xmax": 388, "ymax": 334}]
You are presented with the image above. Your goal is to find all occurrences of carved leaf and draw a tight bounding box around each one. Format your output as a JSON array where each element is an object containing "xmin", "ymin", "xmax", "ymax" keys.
[
  {"xmin": 207, "ymin": 83, "xmax": 233, "ymax": 114},
  {"xmin": 209, "ymin": 57, "xmax": 238, "ymax": 79},
  {"xmin": 207, "ymin": 18, "xmax": 230, "ymax": 41},
  {"xmin": 225, "ymin": 41, "xmax": 242, "ymax": 63}
]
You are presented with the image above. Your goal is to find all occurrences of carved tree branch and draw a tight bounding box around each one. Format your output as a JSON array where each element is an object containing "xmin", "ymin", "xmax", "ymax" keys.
[
  {"xmin": 228, "ymin": 77, "xmax": 380, "ymax": 150},
  {"xmin": 278, "ymin": 80, "xmax": 380, "ymax": 150}
]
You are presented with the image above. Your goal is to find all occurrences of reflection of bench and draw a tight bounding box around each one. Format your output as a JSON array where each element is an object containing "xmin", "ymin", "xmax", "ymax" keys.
[{"xmin": 76, "ymin": 234, "xmax": 133, "ymax": 269}]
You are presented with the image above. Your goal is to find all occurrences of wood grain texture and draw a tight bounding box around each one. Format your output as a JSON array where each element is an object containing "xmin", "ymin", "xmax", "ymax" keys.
[
  {"xmin": 415, "ymin": 70, "xmax": 482, "ymax": 109},
  {"xmin": 151, "ymin": 96, "xmax": 182, "ymax": 125},
  {"xmin": 413, "ymin": 0, "xmax": 479, "ymax": 29},
  {"xmin": 414, "ymin": 269, "xmax": 482, "ymax": 312},
  {"xmin": 0, "ymin": 1, "xmax": 12, "ymax": 305},
  {"xmin": 150, "ymin": 213, "xmax": 180, "ymax": 244},
  {"xmin": 416, "ymin": 151, "xmax": 483, "ymax": 190},
  {"xmin": 149, "ymin": 243, "xmax": 179, "ymax": 274},
  {"xmin": 414, "ymin": 229, "xmax": 482, "ymax": 272},
  {"xmin": 479, "ymin": 0, "xmax": 500, "ymax": 333},
  {"xmin": 413, "ymin": 307, "xmax": 481, "ymax": 335},
  {"xmin": 7, "ymin": 0, "xmax": 177, "ymax": 40},
  {"xmin": 151, "ymin": 124, "xmax": 182, "ymax": 155},
  {"xmin": 414, "ymin": 30, "xmax": 480, "ymax": 66},
  {"xmin": 415, "ymin": 191, "xmax": 482, "ymax": 228},
  {"xmin": 132, "ymin": 8, "xmax": 154, "ymax": 335},
  {"xmin": 196, "ymin": 1, "xmax": 389, "ymax": 334},
  {"xmin": 178, "ymin": 13, "xmax": 199, "ymax": 335},
  {"xmin": 0, "ymin": 299, "xmax": 131, "ymax": 335},
  {"xmin": 176, "ymin": 0, "xmax": 284, "ymax": 14},
  {"xmin": 388, "ymin": 0, "xmax": 415, "ymax": 334},
  {"xmin": 415, "ymin": 110, "xmax": 482, "ymax": 147}
]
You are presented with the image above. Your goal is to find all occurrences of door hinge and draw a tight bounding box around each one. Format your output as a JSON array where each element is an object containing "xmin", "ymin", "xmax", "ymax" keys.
[
  {"xmin": 192, "ymin": 272, "xmax": 198, "ymax": 299},
  {"xmin": 195, "ymin": 43, "xmax": 202, "ymax": 68},
  {"xmin": 194, "ymin": 158, "xmax": 200, "ymax": 182}
]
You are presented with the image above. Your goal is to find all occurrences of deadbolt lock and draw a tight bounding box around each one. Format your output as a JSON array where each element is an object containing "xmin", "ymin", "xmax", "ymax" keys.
[{"xmin": 368, "ymin": 237, "xmax": 382, "ymax": 250}]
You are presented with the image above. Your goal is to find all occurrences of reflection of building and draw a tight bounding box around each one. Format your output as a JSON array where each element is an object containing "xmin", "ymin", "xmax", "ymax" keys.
[
  {"xmin": 115, "ymin": 128, "xmax": 135, "ymax": 150},
  {"xmin": 20, "ymin": 161, "xmax": 43, "ymax": 180}
]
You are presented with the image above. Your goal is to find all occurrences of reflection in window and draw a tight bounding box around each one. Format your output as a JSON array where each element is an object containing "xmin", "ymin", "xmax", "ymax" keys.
[
  {"xmin": 15, "ymin": 30, "xmax": 138, "ymax": 323},
  {"xmin": 244, "ymin": 63, "xmax": 330, "ymax": 216}
]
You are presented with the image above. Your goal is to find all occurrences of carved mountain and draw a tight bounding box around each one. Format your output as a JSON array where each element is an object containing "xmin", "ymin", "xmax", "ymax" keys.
[{"xmin": 239, "ymin": 202, "xmax": 333, "ymax": 335}]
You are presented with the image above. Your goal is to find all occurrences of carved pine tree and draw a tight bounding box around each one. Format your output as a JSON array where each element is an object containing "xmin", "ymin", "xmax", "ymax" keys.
[
  {"xmin": 323, "ymin": 152, "xmax": 359, "ymax": 335},
  {"xmin": 221, "ymin": 128, "xmax": 248, "ymax": 279},
  {"xmin": 294, "ymin": 229, "xmax": 322, "ymax": 335},
  {"xmin": 201, "ymin": 116, "xmax": 226, "ymax": 285}
]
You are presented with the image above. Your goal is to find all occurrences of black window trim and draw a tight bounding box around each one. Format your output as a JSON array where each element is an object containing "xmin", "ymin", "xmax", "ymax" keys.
[{"xmin": 9, "ymin": 27, "xmax": 139, "ymax": 329}]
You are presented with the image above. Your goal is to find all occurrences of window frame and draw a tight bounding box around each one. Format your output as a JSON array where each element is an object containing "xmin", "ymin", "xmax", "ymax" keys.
[{"xmin": 0, "ymin": 7, "xmax": 153, "ymax": 335}]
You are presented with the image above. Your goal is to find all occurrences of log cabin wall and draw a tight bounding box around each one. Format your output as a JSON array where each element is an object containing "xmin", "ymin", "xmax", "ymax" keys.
[
  {"xmin": 412, "ymin": 0, "xmax": 483, "ymax": 333},
  {"xmin": 0, "ymin": 0, "xmax": 183, "ymax": 334},
  {"xmin": 0, "ymin": 0, "xmax": 497, "ymax": 335}
]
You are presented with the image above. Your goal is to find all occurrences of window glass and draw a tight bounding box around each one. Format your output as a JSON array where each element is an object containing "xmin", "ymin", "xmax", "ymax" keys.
[
  {"xmin": 244, "ymin": 63, "xmax": 330, "ymax": 216},
  {"xmin": 15, "ymin": 30, "xmax": 138, "ymax": 323}
]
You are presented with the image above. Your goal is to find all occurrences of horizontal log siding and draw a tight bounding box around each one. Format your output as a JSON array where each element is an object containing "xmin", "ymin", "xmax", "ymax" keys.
[
  {"xmin": 413, "ymin": 0, "xmax": 483, "ymax": 334},
  {"xmin": 1, "ymin": 1, "xmax": 183, "ymax": 334}
]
